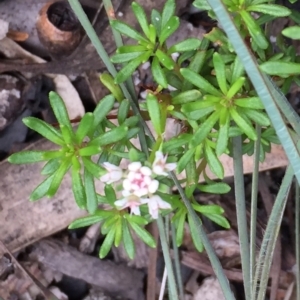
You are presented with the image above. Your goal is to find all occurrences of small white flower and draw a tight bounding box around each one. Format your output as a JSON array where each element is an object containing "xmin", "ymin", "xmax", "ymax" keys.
[
  {"xmin": 146, "ymin": 195, "xmax": 172, "ymax": 219},
  {"xmin": 100, "ymin": 162, "xmax": 123, "ymax": 184},
  {"xmin": 115, "ymin": 193, "xmax": 147, "ymax": 215},
  {"xmin": 123, "ymin": 162, "xmax": 159, "ymax": 197},
  {"xmin": 152, "ymin": 151, "xmax": 177, "ymax": 176}
]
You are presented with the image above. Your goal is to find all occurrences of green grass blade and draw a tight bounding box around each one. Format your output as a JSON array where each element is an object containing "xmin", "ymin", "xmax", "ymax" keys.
[{"xmin": 232, "ymin": 135, "xmax": 251, "ymax": 300}]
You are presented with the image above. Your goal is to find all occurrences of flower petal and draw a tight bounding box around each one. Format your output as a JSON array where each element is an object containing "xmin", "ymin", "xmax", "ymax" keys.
[
  {"xmin": 128, "ymin": 161, "xmax": 142, "ymax": 171},
  {"xmin": 148, "ymin": 180, "xmax": 159, "ymax": 193}
]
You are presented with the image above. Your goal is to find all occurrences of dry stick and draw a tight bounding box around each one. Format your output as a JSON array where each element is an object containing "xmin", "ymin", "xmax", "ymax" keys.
[
  {"xmin": 29, "ymin": 238, "xmax": 144, "ymax": 300},
  {"xmin": 147, "ymin": 222, "xmax": 159, "ymax": 300}
]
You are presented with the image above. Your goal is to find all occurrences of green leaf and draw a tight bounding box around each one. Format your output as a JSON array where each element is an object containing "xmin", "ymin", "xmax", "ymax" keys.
[
  {"xmin": 187, "ymin": 214, "xmax": 203, "ymax": 252},
  {"xmin": 30, "ymin": 174, "xmax": 55, "ymax": 201},
  {"xmin": 84, "ymin": 169, "xmax": 98, "ymax": 214},
  {"xmin": 92, "ymin": 95, "xmax": 115, "ymax": 130},
  {"xmin": 118, "ymin": 99, "xmax": 130, "ymax": 124},
  {"xmin": 125, "ymin": 214, "xmax": 149, "ymax": 226},
  {"xmin": 8, "ymin": 150, "xmax": 59, "ymax": 164},
  {"xmin": 89, "ymin": 125, "xmax": 128, "ymax": 146},
  {"xmin": 161, "ymin": 0, "xmax": 175, "ymax": 27},
  {"xmin": 146, "ymin": 93, "xmax": 163, "ymax": 135},
  {"xmin": 193, "ymin": 0, "xmax": 211, "ymax": 10},
  {"xmin": 105, "ymin": 184, "xmax": 117, "ymax": 206},
  {"xmin": 99, "ymin": 226, "xmax": 116, "ymax": 258},
  {"xmin": 82, "ymin": 157, "xmax": 105, "ymax": 178},
  {"xmin": 78, "ymin": 145, "xmax": 101, "ymax": 156},
  {"xmin": 240, "ymin": 10, "xmax": 268, "ymax": 50},
  {"xmin": 282, "ymin": 26, "xmax": 300, "ymax": 40},
  {"xmin": 41, "ymin": 158, "xmax": 61, "ymax": 175},
  {"xmin": 230, "ymin": 108, "xmax": 257, "ymax": 140},
  {"xmin": 216, "ymin": 113, "xmax": 229, "ymax": 156},
  {"xmin": 168, "ymin": 38, "xmax": 202, "ymax": 54},
  {"xmin": 235, "ymin": 97, "xmax": 264, "ymax": 109},
  {"xmin": 163, "ymin": 133, "xmax": 192, "ymax": 152},
  {"xmin": 204, "ymin": 142, "xmax": 224, "ymax": 179},
  {"xmin": 115, "ymin": 51, "xmax": 152, "ymax": 83},
  {"xmin": 151, "ymin": 9, "xmax": 162, "ymax": 36},
  {"xmin": 177, "ymin": 148, "xmax": 195, "ymax": 173},
  {"xmin": 227, "ymin": 77, "xmax": 245, "ymax": 99},
  {"xmin": 60, "ymin": 124, "xmax": 74, "ymax": 145},
  {"xmin": 49, "ymin": 92, "xmax": 73, "ymax": 132},
  {"xmin": 151, "ymin": 56, "xmax": 168, "ymax": 88},
  {"xmin": 110, "ymin": 20, "xmax": 148, "ymax": 43},
  {"xmin": 172, "ymin": 90, "xmax": 201, "ymax": 105},
  {"xmin": 122, "ymin": 219, "xmax": 135, "ymax": 259},
  {"xmin": 240, "ymin": 108, "xmax": 270, "ymax": 126},
  {"xmin": 100, "ymin": 74, "xmax": 123, "ymax": 103},
  {"xmin": 159, "ymin": 16, "xmax": 180, "ymax": 45},
  {"xmin": 213, "ymin": 52, "xmax": 228, "ymax": 94},
  {"xmin": 204, "ymin": 213, "xmax": 230, "ymax": 228},
  {"xmin": 111, "ymin": 51, "xmax": 146, "ymax": 63},
  {"xmin": 129, "ymin": 222, "xmax": 156, "ymax": 248},
  {"xmin": 198, "ymin": 182, "xmax": 231, "ymax": 194},
  {"xmin": 117, "ymin": 45, "xmax": 147, "ymax": 53},
  {"xmin": 155, "ymin": 49, "xmax": 175, "ymax": 70},
  {"xmin": 260, "ymin": 61, "xmax": 300, "ymax": 75},
  {"xmin": 190, "ymin": 110, "xmax": 220, "ymax": 147},
  {"xmin": 72, "ymin": 167, "xmax": 86, "ymax": 209},
  {"xmin": 174, "ymin": 210, "xmax": 186, "ymax": 246},
  {"xmin": 132, "ymin": 2, "xmax": 149, "ymax": 37},
  {"xmin": 23, "ymin": 117, "xmax": 64, "ymax": 145},
  {"xmin": 247, "ymin": 4, "xmax": 291, "ymax": 17},
  {"xmin": 47, "ymin": 158, "xmax": 71, "ymax": 197},
  {"xmin": 114, "ymin": 218, "xmax": 122, "ymax": 247},
  {"xmin": 69, "ymin": 214, "xmax": 105, "ymax": 229},
  {"xmin": 76, "ymin": 113, "xmax": 94, "ymax": 144},
  {"xmin": 231, "ymin": 56, "xmax": 244, "ymax": 84},
  {"xmin": 148, "ymin": 24, "xmax": 157, "ymax": 44},
  {"xmin": 193, "ymin": 204, "xmax": 224, "ymax": 215},
  {"xmin": 180, "ymin": 68, "xmax": 223, "ymax": 97}
]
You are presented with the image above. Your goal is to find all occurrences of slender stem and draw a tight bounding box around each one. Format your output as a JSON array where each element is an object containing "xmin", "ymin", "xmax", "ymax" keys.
[
  {"xmin": 171, "ymin": 224, "xmax": 184, "ymax": 300},
  {"xmin": 295, "ymin": 179, "xmax": 300, "ymax": 300},
  {"xmin": 250, "ymin": 125, "xmax": 261, "ymax": 288},
  {"xmin": 159, "ymin": 267, "xmax": 168, "ymax": 300},
  {"xmin": 157, "ymin": 215, "xmax": 179, "ymax": 300},
  {"xmin": 253, "ymin": 165, "xmax": 294, "ymax": 300},
  {"xmin": 169, "ymin": 172, "xmax": 236, "ymax": 300},
  {"xmin": 232, "ymin": 136, "xmax": 251, "ymax": 300}
]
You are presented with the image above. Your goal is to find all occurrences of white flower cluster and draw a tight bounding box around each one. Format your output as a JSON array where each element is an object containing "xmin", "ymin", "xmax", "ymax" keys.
[{"xmin": 100, "ymin": 151, "xmax": 176, "ymax": 219}]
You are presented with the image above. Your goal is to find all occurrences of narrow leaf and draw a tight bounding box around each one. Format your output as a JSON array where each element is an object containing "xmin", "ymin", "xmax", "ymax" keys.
[
  {"xmin": 84, "ymin": 169, "xmax": 98, "ymax": 214},
  {"xmin": 180, "ymin": 68, "xmax": 223, "ymax": 96},
  {"xmin": 99, "ymin": 226, "xmax": 116, "ymax": 258},
  {"xmin": 151, "ymin": 56, "xmax": 168, "ymax": 88},
  {"xmin": 122, "ymin": 219, "xmax": 135, "ymax": 259},
  {"xmin": 72, "ymin": 167, "xmax": 86, "ymax": 209},
  {"xmin": 115, "ymin": 51, "xmax": 152, "ymax": 83},
  {"xmin": 247, "ymin": 4, "xmax": 291, "ymax": 17},
  {"xmin": 146, "ymin": 93, "xmax": 162, "ymax": 135},
  {"xmin": 204, "ymin": 142, "xmax": 224, "ymax": 179},
  {"xmin": 49, "ymin": 92, "xmax": 73, "ymax": 132},
  {"xmin": 132, "ymin": 2, "xmax": 149, "ymax": 37},
  {"xmin": 110, "ymin": 20, "xmax": 148, "ymax": 43},
  {"xmin": 129, "ymin": 222, "xmax": 156, "ymax": 248},
  {"xmin": 76, "ymin": 113, "xmax": 94, "ymax": 143},
  {"xmin": 23, "ymin": 117, "xmax": 64, "ymax": 145}
]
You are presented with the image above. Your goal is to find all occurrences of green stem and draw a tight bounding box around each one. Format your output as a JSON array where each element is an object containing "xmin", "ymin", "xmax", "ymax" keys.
[
  {"xmin": 169, "ymin": 172, "xmax": 236, "ymax": 300},
  {"xmin": 171, "ymin": 224, "xmax": 184, "ymax": 300},
  {"xmin": 250, "ymin": 125, "xmax": 261, "ymax": 289},
  {"xmin": 232, "ymin": 136, "xmax": 251, "ymax": 300},
  {"xmin": 157, "ymin": 215, "xmax": 179, "ymax": 300},
  {"xmin": 253, "ymin": 165, "xmax": 293, "ymax": 300}
]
